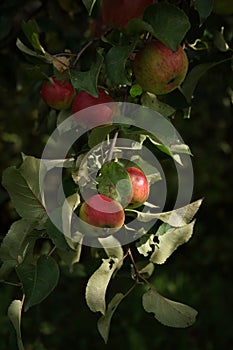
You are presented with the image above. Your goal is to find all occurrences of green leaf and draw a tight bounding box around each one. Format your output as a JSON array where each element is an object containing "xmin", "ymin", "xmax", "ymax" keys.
[
  {"xmin": 97, "ymin": 162, "xmax": 132, "ymax": 207},
  {"xmin": 105, "ymin": 43, "xmax": 136, "ymax": 86},
  {"xmin": 141, "ymin": 92, "xmax": 176, "ymax": 118},
  {"xmin": 142, "ymin": 289, "xmax": 198, "ymax": 327},
  {"xmin": 213, "ymin": 30, "xmax": 229, "ymax": 52},
  {"xmin": 194, "ymin": 0, "xmax": 213, "ymax": 24},
  {"xmin": 127, "ymin": 18, "xmax": 155, "ymax": 36},
  {"xmin": 8, "ymin": 300, "xmax": 25, "ymax": 350},
  {"xmin": 150, "ymin": 220, "xmax": 196, "ymax": 264},
  {"xmin": 143, "ymin": 3, "xmax": 191, "ymax": 51},
  {"xmin": 88, "ymin": 125, "xmax": 116, "ymax": 149},
  {"xmin": 181, "ymin": 62, "xmax": 215, "ymax": 103},
  {"xmin": 82, "ymin": 0, "xmax": 97, "ymax": 15},
  {"xmin": 0, "ymin": 219, "xmax": 36, "ymax": 275},
  {"xmin": 16, "ymin": 255, "xmax": 60, "ymax": 311},
  {"xmin": 131, "ymin": 198, "xmax": 203, "ymax": 226},
  {"xmin": 16, "ymin": 39, "xmax": 46, "ymax": 60},
  {"xmin": 97, "ymin": 293, "xmax": 124, "ymax": 343},
  {"xmin": 45, "ymin": 215, "xmax": 71, "ymax": 251},
  {"xmin": 21, "ymin": 20, "xmax": 45, "ymax": 53},
  {"xmin": 70, "ymin": 51, "xmax": 103, "ymax": 97},
  {"xmin": 85, "ymin": 257, "xmax": 119, "ymax": 314},
  {"xmin": 2, "ymin": 156, "xmax": 47, "ymax": 221}
]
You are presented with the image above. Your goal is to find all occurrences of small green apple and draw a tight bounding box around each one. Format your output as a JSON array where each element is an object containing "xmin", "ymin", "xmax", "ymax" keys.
[{"xmin": 133, "ymin": 40, "xmax": 188, "ymax": 95}]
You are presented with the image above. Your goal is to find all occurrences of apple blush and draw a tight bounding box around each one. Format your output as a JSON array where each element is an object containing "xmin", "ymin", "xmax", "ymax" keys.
[
  {"xmin": 134, "ymin": 40, "xmax": 188, "ymax": 95},
  {"xmin": 40, "ymin": 77, "xmax": 75, "ymax": 110}
]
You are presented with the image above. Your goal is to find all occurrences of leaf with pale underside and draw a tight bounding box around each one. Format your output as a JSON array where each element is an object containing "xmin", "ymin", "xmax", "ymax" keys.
[
  {"xmin": 8, "ymin": 300, "xmax": 25, "ymax": 350},
  {"xmin": 150, "ymin": 220, "xmax": 196, "ymax": 264},
  {"xmin": 97, "ymin": 293, "xmax": 124, "ymax": 343},
  {"xmin": 85, "ymin": 258, "xmax": 119, "ymax": 314},
  {"xmin": 142, "ymin": 288, "xmax": 198, "ymax": 327},
  {"xmin": 130, "ymin": 198, "xmax": 203, "ymax": 227}
]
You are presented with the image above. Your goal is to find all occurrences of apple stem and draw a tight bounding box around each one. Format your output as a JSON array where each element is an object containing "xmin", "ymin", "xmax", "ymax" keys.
[{"xmin": 107, "ymin": 131, "xmax": 118, "ymax": 162}]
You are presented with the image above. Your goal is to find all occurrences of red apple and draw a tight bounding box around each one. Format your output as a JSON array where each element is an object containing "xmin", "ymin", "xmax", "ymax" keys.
[
  {"xmin": 72, "ymin": 88, "xmax": 114, "ymax": 127},
  {"xmin": 79, "ymin": 194, "xmax": 125, "ymax": 233},
  {"xmin": 102, "ymin": 0, "xmax": 156, "ymax": 28},
  {"xmin": 133, "ymin": 40, "xmax": 188, "ymax": 95},
  {"xmin": 40, "ymin": 77, "xmax": 75, "ymax": 110},
  {"xmin": 126, "ymin": 167, "xmax": 149, "ymax": 207}
]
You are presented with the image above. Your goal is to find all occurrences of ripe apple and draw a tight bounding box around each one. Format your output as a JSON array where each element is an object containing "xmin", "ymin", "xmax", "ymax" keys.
[
  {"xmin": 126, "ymin": 167, "xmax": 149, "ymax": 207},
  {"xmin": 40, "ymin": 77, "xmax": 75, "ymax": 110},
  {"xmin": 133, "ymin": 40, "xmax": 188, "ymax": 95},
  {"xmin": 79, "ymin": 194, "xmax": 125, "ymax": 234},
  {"xmin": 102, "ymin": 0, "xmax": 156, "ymax": 28},
  {"xmin": 212, "ymin": 0, "xmax": 233, "ymax": 15},
  {"xmin": 72, "ymin": 88, "xmax": 114, "ymax": 127}
]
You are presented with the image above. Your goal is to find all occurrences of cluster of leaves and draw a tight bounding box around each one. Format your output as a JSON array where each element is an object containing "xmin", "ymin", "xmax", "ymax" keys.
[{"xmin": 1, "ymin": 0, "xmax": 233, "ymax": 348}]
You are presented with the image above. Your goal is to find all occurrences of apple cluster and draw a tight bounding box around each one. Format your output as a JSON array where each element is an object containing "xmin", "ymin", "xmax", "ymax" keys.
[
  {"xmin": 79, "ymin": 166, "xmax": 149, "ymax": 235},
  {"xmin": 39, "ymin": 0, "xmax": 190, "ymax": 236}
]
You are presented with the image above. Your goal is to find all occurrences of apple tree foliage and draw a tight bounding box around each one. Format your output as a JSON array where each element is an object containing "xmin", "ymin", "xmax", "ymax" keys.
[{"xmin": 0, "ymin": 0, "xmax": 233, "ymax": 348}]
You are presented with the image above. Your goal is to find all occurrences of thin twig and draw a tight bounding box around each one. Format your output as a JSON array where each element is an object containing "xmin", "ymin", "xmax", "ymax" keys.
[
  {"xmin": 72, "ymin": 40, "xmax": 94, "ymax": 68},
  {"xmin": 128, "ymin": 248, "xmax": 156, "ymax": 291}
]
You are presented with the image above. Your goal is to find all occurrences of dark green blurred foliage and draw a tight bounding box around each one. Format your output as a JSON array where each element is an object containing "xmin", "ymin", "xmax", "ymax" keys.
[{"xmin": 0, "ymin": 1, "xmax": 233, "ymax": 349}]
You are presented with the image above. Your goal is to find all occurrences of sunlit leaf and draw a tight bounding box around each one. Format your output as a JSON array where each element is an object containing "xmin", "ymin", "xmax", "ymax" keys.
[
  {"xmin": 97, "ymin": 293, "xmax": 124, "ymax": 343},
  {"xmin": 85, "ymin": 257, "xmax": 119, "ymax": 314},
  {"xmin": 143, "ymin": 3, "xmax": 191, "ymax": 51},
  {"xmin": 8, "ymin": 300, "xmax": 25, "ymax": 350},
  {"xmin": 150, "ymin": 220, "xmax": 196, "ymax": 264},
  {"xmin": 98, "ymin": 236, "xmax": 124, "ymax": 269},
  {"xmin": 131, "ymin": 198, "xmax": 203, "ymax": 227},
  {"xmin": 136, "ymin": 234, "xmax": 155, "ymax": 257},
  {"xmin": 142, "ymin": 288, "xmax": 198, "ymax": 327},
  {"xmin": 16, "ymin": 255, "xmax": 60, "ymax": 311}
]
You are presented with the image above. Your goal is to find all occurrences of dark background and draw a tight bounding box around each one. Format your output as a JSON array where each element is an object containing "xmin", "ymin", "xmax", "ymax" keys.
[{"xmin": 0, "ymin": 1, "xmax": 233, "ymax": 349}]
